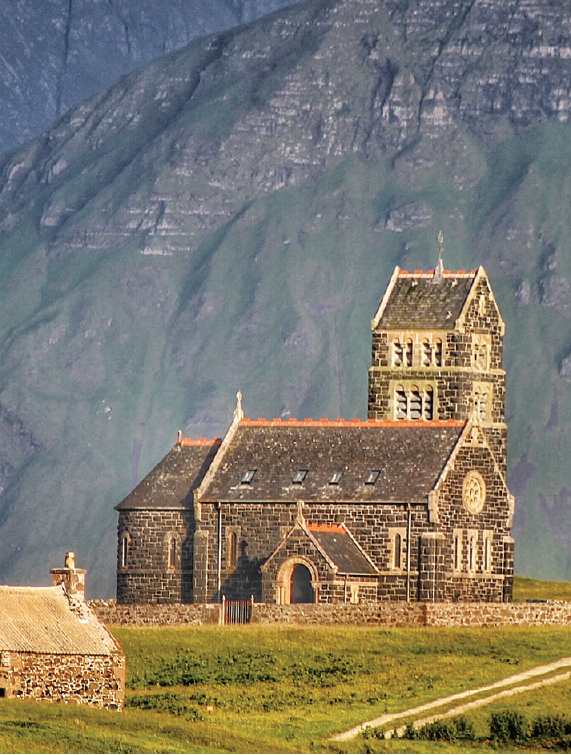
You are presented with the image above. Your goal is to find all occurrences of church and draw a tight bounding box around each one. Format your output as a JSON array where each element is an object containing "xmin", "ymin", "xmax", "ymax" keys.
[{"xmin": 115, "ymin": 261, "xmax": 514, "ymax": 605}]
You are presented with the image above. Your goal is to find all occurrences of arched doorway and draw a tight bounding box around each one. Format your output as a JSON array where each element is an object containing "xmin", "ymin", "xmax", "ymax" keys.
[{"xmin": 291, "ymin": 563, "xmax": 313, "ymax": 603}]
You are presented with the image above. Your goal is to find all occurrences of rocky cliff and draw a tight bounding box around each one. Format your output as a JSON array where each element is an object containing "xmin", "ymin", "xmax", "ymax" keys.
[
  {"xmin": 0, "ymin": 0, "xmax": 298, "ymax": 152},
  {"xmin": 1, "ymin": 0, "xmax": 571, "ymax": 594}
]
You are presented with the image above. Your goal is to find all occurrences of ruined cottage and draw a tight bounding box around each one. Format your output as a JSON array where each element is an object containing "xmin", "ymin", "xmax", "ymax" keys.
[
  {"xmin": 116, "ymin": 264, "xmax": 514, "ymax": 605},
  {"xmin": 0, "ymin": 555, "xmax": 125, "ymax": 708}
]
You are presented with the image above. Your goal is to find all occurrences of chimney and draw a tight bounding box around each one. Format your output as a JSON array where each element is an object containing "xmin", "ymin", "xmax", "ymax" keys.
[{"xmin": 50, "ymin": 551, "xmax": 86, "ymax": 598}]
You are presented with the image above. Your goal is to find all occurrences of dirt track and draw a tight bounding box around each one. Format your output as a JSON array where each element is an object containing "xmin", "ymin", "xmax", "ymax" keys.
[{"xmin": 331, "ymin": 657, "xmax": 571, "ymax": 742}]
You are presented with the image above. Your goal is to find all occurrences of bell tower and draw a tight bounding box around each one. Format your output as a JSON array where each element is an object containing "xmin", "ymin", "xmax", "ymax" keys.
[{"xmin": 368, "ymin": 263, "xmax": 507, "ymax": 473}]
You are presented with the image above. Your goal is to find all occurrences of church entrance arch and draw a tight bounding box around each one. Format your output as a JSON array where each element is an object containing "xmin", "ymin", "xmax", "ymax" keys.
[
  {"xmin": 291, "ymin": 564, "xmax": 313, "ymax": 603},
  {"xmin": 275, "ymin": 557, "xmax": 318, "ymax": 604}
]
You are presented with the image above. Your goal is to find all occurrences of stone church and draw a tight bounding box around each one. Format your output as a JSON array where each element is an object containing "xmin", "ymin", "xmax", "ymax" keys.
[{"xmin": 116, "ymin": 263, "xmax": 514, "ymax": 605}]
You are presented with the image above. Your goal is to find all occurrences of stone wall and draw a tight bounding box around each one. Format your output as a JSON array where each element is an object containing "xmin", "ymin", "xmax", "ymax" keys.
[
  {"xmin": 91, "ymin": 600, "xmax": 221, "ymax": 626},
  {"xmin": 90, "ymin": 599, "xmax": 571, "ymax": 628},
  {"xmin": 0, "ymin": 651, "xmax": 125, "ymax": 709}
]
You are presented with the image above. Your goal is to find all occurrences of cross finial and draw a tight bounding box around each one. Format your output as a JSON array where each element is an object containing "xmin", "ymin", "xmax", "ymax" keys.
[
  {"xmin": 234, "ymin": 391, "xmax": 244, "ymax": 421},
  {"xmin": 434, "ymin": 230, "xmax": 444, "ymax": 281}
]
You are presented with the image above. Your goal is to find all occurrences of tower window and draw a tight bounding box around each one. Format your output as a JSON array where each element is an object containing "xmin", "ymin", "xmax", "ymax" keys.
[
  {"xmin": 329, "ymin": 471, "xmax": 343, "ymax": 485},
  {"xmin": 422, "ymin": 340, "xmax": 432, "ymax": 367},
  {"xmin": 241, "ymin": 469, "xmax": 257, "ymax": 484},
  {"xmin": 405, "ymin": 339, "xmax": 413, "ymax": 367},
  {"xmin": 424, "ymin": 387, "xmax": 434, "ymax": 420},
  {"xmin": 435, "ymin": 339, "xmax": 443, "ymax": 367},
  {"xmin": 396, "ymin": 386, "xmax": 407, "ymax": 419},
  {"xmin": 409, "ymin": 386, "xmax": 422, "ymax": 420},
  {"xmin": 392, "ymin": 340, "xmax": 403, "ymax": 367},
  {"xmin": 292, "ymin": 470, "xmax": 308, "ymax": 484}
]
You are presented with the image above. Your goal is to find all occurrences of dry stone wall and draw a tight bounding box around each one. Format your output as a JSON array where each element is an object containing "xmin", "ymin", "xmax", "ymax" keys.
[{"xmin": 90, "ymin": 600, "xmax": 571, "ymax": 628}]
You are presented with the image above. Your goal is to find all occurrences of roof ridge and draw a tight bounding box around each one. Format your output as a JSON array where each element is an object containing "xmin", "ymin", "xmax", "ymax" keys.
[
  {"xmin": 240, "ymin": 418, "xmax": 466, "ymax": 428},
  {"xmin": 178, "ymin": 436, "xmax": 222, "ymax": 447},
  {"xmin": 398, "ymin": 270, "xmax": 477, "ymax": 278}
]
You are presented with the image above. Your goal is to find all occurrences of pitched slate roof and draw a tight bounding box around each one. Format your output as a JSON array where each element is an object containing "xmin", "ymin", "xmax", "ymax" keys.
[
  {"xmin": 374, "ymin": 269, "xmax": 476, "ymax": 330},
  {"xmin": 115, "ymin": 438, "xmax": 221, "ymax": 510},
  {"xmin": 199, "ymin": 419, "xmax": 465, "ymax": 503},
  {"xmin": 307, "ymin": 523, "xmax": 378, "ymax": 575},
  {"xmin": 0, "ymin": 585, "xmax": 121, "ymax": 655}
]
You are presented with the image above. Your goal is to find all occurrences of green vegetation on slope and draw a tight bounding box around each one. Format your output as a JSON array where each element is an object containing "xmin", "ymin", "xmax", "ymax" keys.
[{"xmin": 2, "ymin": 624, "xmax": 571, "ymax": 753}]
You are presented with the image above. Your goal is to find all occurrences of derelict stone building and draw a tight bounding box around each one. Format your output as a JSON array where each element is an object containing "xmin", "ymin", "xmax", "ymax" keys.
[
  {"xmin": 116, "ymin": 264, "xmax": 514, "ymax": 605},
  {"xmin": 0, "ymin": 556, "xmax": 125, "ymax": 708}
]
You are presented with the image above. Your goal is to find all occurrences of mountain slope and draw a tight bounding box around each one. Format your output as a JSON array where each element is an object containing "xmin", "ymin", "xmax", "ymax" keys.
[
  {"xmin": 1, "ymin": 0, "xmax": 571, "ymax": 594},
  {"xmin": 0, "ymin": 0, "xmax": 298, "ymax": 152}
]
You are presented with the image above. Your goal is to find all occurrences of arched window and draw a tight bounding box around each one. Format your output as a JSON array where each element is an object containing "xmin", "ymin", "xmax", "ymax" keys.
[
  {"xmin": 435, "ymin": 339, "xmax": 443, "ymax": 367},
  {"xmin": 167, "ymin": 535, "xmax": 179, "ymax": 569},
  {"xmin": 229, "ymin": 531, "xmax": 239, "ymax": 569},
  {"xmin": 454, "ymin": 532, "xmax": 462, "ymax": 572},
  {"xmin": 405, "ymin": 339, "xmax": 413, "ymax": 367},
  {"xmin": 468, "ymin": 532, "xmax": 478, "ymax": 573},
  {"xmin": 394, "ymin": 533, "xmax": 402, "ymax": 569},
  {"xmin": 409, "ymin": 386, "xmax": 422, "ymax": 420},
  {"xmin": 121, "ymin": 532, "xmax": 131, "ymax": 569},
  {"xmin": 392, "ymin": 340, "xmax": 403, "ymax": 367},
  {"xmin": 396, "ymin": 386, "xmax": 407, "ymax": 419},
  {"xmin": 422, "ymin": 340, "xmax": 432, "ymax": 367},
  {"xmin": 424, "ymin": 386, "xmax": 434, "ymax": 420}
]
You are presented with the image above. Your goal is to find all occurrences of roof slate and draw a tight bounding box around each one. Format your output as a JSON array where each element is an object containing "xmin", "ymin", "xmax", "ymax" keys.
[
  {"xmin": 115, "ymin": 440, "xmax": 221, "ymax": 510},
  {"xmin": 200, "ymin": 421, "xmax": 464, "ymax": 503},
  {"xmin": 307, "ymin": 524, "xmax": 378, "ymax": 575},
  {"xmin": 0, "ymin": 586, "xmax": 121, "ymax": 655},
  {"xmin": 377, "ymin": 271, "xmax": 475, "ymax": 329}
]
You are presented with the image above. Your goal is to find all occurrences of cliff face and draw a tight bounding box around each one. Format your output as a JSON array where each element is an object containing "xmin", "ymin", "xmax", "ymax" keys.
[
  {"xmin": 0, "ymin": 0, "xmax": 298, "ymax": 152},
  {"xmin": 1, "ymin": 0, "xmax": 571, "ymax": 594}
]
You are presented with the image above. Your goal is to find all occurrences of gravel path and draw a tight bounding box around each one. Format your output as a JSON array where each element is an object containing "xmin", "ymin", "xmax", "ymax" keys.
[{"xmin": 331, "ymin": 656, "xmax": 571, "ymax": 742}]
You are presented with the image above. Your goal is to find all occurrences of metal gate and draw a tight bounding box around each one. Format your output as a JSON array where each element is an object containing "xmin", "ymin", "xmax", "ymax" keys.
[{"xmin": 222, "ymin": 595, "xmax": 254, "ymax": 625}]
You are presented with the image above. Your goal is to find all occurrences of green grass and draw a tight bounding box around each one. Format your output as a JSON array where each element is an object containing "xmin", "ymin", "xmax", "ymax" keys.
[
  {"xmin": 3, "ymin": 622, "xmax": 571, "ymax": 753},
  {"xmin": 512, "ymin": 575, "xmax": 571, "ymax": 602}
]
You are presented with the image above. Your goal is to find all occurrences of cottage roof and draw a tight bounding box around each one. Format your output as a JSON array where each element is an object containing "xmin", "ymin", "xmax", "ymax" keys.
[
  {"xmin": 115, "ymin": 438, "xmax": 221, "ymax": 510},
  {"xmin": 372, "ymin": 268, "xmax": 477, "ymax": 330},
  {"xmin": 0, "ymin": 585, "xmax": 121, "ymax": 655},
  {"xmin": 199, "ymin": 419, "xmax": 465, "ymax": 503},
  {"xmin": 307, "ymin": 523, "xmax": 378, "ymax": 575}
]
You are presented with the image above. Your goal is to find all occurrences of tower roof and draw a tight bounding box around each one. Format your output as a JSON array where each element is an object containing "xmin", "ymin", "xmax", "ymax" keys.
[{"xmin": 372, "ymin": 267, "xmax": 477, "ymax": 330}]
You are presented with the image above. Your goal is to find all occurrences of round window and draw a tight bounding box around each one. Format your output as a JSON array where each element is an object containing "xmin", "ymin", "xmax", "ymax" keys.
[{"xmin": 462, "ymin": 470, "xmax": 486, "ymax": 514}]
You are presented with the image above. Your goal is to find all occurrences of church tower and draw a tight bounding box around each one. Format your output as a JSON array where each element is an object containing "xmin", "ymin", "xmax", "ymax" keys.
[{"xmin": 368, "ymin": 263, "xmax": 507, "ymax": 473}]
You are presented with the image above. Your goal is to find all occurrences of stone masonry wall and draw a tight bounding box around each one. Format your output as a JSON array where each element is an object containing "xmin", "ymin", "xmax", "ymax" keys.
[
  {"xmin": 197, "ymin": 501, "xmax": 430, "ymax": 603},
  {"xmin": 1, "ymin": 651, "xmax": 125, "ymax": 709},
  {"xmin": 90, "ymin": 599, "xmax": 571, "ymax": 628},
  {"xmin": 117, "ymin": 509, "xmax": 194, "ymax": 604}
]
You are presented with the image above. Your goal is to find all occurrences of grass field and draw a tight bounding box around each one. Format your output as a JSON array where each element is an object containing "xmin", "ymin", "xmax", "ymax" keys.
[{"xmin": 2, "ymin": 584, "xmax": 571, "ymax": 755}]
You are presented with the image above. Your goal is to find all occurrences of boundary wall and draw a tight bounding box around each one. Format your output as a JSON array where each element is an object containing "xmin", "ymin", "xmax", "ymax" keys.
[{"xmin": 90, "ymin": 600, "xmax": 571, "ymax": 628}]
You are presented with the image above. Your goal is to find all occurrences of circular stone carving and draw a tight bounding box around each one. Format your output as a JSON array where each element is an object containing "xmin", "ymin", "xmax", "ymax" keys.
[{"xmin": 462, "ymin": 470, "xmax": 486, "ymax": 514}]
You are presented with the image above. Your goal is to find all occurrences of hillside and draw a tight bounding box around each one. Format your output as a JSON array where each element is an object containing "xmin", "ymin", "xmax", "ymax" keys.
[
  {"xmin": 1, "ymin": 0, "xmax": 571, "ymax": 594},
  {"xmin": 0, "ymin": 0, "xmax": 298, "ymax": 152}
]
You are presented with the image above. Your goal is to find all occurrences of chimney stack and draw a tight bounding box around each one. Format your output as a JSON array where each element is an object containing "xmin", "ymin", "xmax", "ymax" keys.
[{"xmin": 50, "ymin": 551, "xmax": 86, "ymax": 598}]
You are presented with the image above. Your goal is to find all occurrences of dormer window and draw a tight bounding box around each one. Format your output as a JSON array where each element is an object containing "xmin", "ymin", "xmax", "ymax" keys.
[
  {"xmin": 329, "ymin": 471, "xmax": 343, "ymax": 485},
  {"xmin": 241, "ymin": 469, "xmax": 257, "ymax": 484},
  {"xmin": 365, "ymin": 471, "xmax": 380, "ymax": 485},
  {"xmin": 292, "ymin": 470, "xmax": 308, "ymax": 484}
]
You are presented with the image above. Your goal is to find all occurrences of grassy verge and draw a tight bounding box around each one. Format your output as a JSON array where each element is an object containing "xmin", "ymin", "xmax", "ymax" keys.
[
  {"xmin": 2, "ymin": 623, "xmax": 571, "ymax": 753},
  {"xmin": 512, "ymin": 574, "xmax": 571, "ymax": 601}
]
